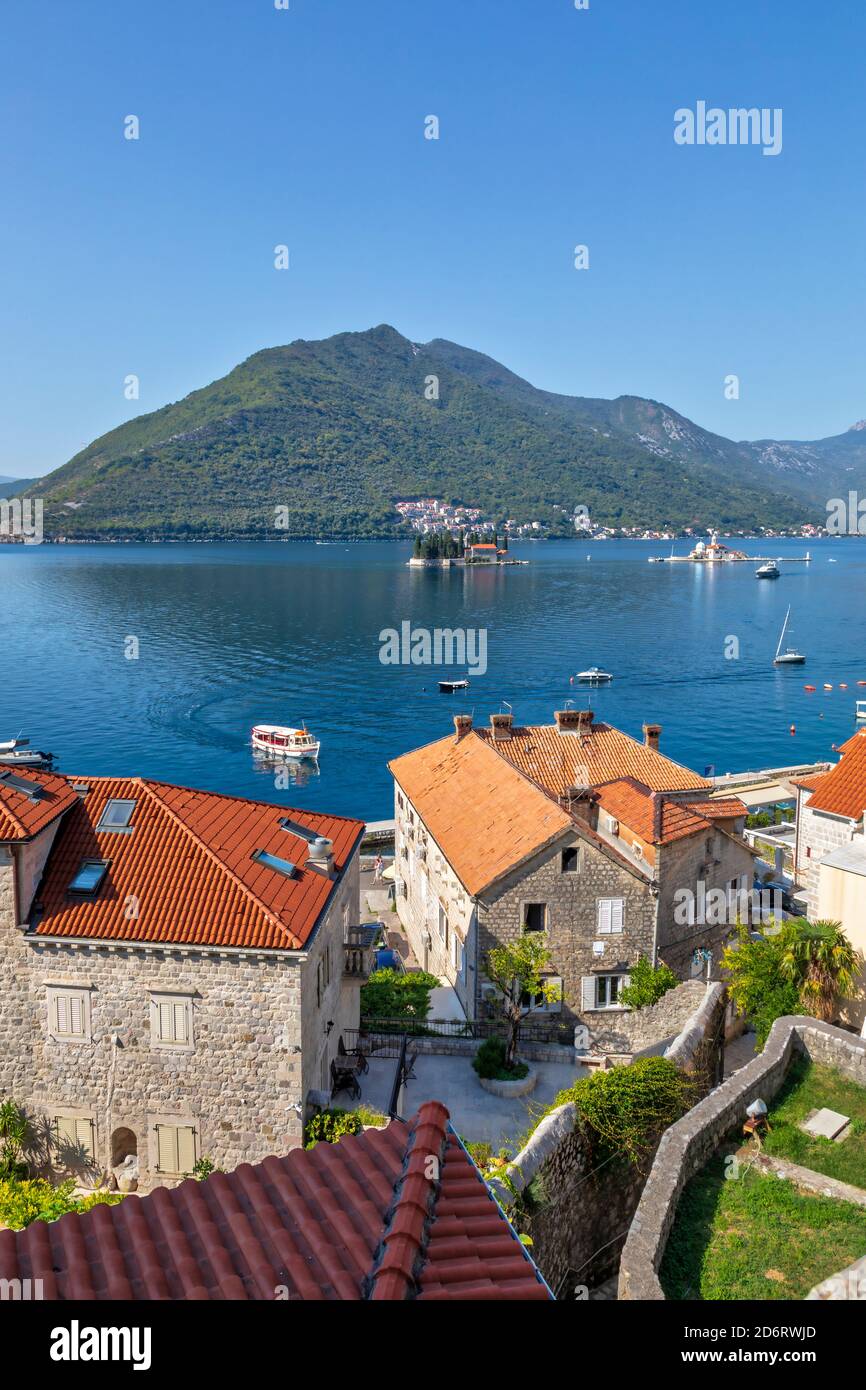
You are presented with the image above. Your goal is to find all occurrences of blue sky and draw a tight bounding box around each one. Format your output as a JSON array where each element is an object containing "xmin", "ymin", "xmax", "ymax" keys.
[{"xmin": 1, "ymin": 0, "xmax": 864, "ymax": 476}]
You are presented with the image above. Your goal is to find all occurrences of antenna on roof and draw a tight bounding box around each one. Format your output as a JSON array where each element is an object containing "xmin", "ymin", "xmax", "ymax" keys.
[{"xmin": 500, "ymin": 700, "xmax": 513, "ymax": 716}]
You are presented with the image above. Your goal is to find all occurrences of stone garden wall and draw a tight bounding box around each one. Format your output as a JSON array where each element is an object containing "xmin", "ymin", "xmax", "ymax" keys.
[
  {"xmin": 618, "ymin": 1017, "xmax": 866, "ymax": 1300},
  {"xmin": 488, "ymin": 982, "xmax": 728, "ymax": 1296}
]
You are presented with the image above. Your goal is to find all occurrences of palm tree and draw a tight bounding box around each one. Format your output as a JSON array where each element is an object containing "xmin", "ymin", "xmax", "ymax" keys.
[{"xmin": 780, "ymin": 920, "xmax": 858, "ymax": 1022}]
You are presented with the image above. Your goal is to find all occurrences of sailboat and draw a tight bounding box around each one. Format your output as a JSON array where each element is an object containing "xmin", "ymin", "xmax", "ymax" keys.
[{"xmin": 773, "ymin": 607, "xmax": 805, "ymax": 666}]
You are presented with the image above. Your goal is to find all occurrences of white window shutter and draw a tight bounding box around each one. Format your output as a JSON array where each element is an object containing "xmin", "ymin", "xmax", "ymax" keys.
[
  {"xmin": 597, "ymin": 900, "xmax": 611, "ymax": 934},
  {"xmin": 75, "ymin": 1118, "xmax": 95, "ymax": 1162},
  {"xmin": 612, "ymin": 899, "xmax": 624, "ymax": 933},
  {"xmin": 55, "ymin": 1115, "xmax": 76, "ymax": 1148},
  {"xmin": 156, "ymin": 1125, "xmax": 176, "ymax": 1173},
  {"xmin": 173, "ymin": 1002, "xmax": 187, "ymax": 1043},
  {"xmin": 177, "ymin": 1126, "xmax": 196, "ymax": 1174},
  {"xmin": 55, "ymin": 995, "xmax": 69, "ymax": 1034},
  {"xmin": 581, "ymin": 976, "xmax": 596, "ymax": 1011}
]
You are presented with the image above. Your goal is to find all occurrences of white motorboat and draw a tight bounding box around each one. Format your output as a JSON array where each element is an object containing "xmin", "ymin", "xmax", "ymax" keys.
[
  {"xmin": 251, "ymin": 724, "xmax": 320, "ymax": 759},
  {"xmin": 773, "ymin": 607, "xmax": 805, "ymax": 665},
  {"xmin": 756, "ymin": 560, "xmax": 781, "ymax": 579},
  {"xmin": 0, "ymin": 746, "xmax": 53, "ymax": 768},
  {"xmin": 0, "ymin": 735, "xmax": 29, "ymax": 753},
  {"xmin": 577, "ymin": 667, "xmax": 613, "ymax": 684},
  {"xmin": 857, "ymin": 700, "xmax": 866, "ymax": 721},
  {"xmin": 438, "ymin": 678, "xmax": 469, "ymax": 692}
]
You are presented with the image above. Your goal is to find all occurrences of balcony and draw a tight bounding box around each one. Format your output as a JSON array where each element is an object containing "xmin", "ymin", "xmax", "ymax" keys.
[{"xmin": 343, "ymin": 926, "xmax": 378, "ymax": 981}]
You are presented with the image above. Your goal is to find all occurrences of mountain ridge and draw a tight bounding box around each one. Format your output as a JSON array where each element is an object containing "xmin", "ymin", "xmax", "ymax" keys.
[{"xmin": 21, "ymin": 325, "xmax": 858, "ymax": 539}]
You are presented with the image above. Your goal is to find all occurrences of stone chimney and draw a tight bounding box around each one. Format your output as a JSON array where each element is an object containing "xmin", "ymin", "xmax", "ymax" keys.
[
  {"xmin": 307, "ymin": 836, "xmax": 335, "ymax": 876},
  {"xmin": 643, "ymin": 723, "xmax": 662, "ymax": 752},
  {"xmin": 651, "ymin": 792, "xmax": 664, "ymax": 843},
  {"xmin": 567, "ymin": 786, "xmax": 599, "ymax": 829},
  {"xmin": 453, "ymin": 714, "xmax": 473, "ymax": 741},
  {"xmin": 555, "ymin": 708, "xmax": 592, "ymax": 734},
  {"xmin": 490, "ymin": 712, "xmax": 513, "ymax": 742}
]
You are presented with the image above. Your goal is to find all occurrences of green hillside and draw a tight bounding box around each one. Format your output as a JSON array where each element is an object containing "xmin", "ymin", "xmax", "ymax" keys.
[{"xmin": 27, "ymin": 325, "xmax": 820, "ymax": 539}]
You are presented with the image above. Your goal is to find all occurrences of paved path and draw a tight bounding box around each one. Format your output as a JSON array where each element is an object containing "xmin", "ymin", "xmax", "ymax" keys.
[{"xmin": 724, "ymin": 1029, "xmax": 759, "ymax": 1077}]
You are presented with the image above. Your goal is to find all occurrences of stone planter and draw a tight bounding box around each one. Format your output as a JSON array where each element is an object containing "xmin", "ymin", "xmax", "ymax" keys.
[{"xmin": 477, "ymin": 1064, "xmax": 537, "ymax": 1099}]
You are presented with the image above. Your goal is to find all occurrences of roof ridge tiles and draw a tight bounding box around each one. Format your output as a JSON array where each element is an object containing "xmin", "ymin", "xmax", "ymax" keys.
[{"xmin": 367, "ymin": 1102, "xmax": 450, "ymax": 1301}]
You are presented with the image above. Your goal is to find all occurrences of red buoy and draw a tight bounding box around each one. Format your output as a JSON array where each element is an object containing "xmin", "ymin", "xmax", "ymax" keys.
[{"xmin": 790, "ymin": 723, "xmax": 796, "ymax": 735}]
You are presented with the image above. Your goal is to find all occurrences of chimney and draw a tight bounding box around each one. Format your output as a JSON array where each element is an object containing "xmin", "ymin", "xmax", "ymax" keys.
[
  {"xmin": 643, "ymin": 723, "xmax": 662, "ymax": 752},
  {"xmin": 489, "ymin": 712, "xmax": 513, "ymax": 742},
  {"xmin": 567, "ymin": 786, "xmax": 599, "ymax": 829},
  {"xmin": 453, "ymin": 714, "xmax": 473, "ymax": 742},
  {"xmin": 307, "ymin": 836, "xmax": 335, "ymax": 876},
  {"xmin": 555, "ymin": 708, "xmax": 592, "ymax": 734}
]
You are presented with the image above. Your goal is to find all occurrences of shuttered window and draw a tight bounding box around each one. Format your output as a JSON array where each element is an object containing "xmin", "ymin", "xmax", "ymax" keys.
[
  {"xmin": 581, "ymin": 973, "xmax": 631, "ymax": 1010},
  {"xmin": 596, "ymin": 898, "xmax": 624, "ymax": 934},
  {"xmin": 54, "ymin": 1114, "xmax": 95, "ymax": 1164},
  {"xmin": 150, "ymin": 994, "xmax": 193, "ymax": 1050},
  {"xmin": 154, "ymin": 1123, "xmax": 197, "ymax": 1175},
  {"xmin": 47, "ymin": 987, "xmax": 90, "ymax": 1042}
]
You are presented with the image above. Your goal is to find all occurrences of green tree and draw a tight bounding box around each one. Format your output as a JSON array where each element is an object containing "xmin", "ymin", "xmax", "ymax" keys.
[
  {"xmin": 780, "ymin": 919, "xmax": 858, "ymax": 1023},
  {"xmin": 619, "ymin": 956, "xmax": 679, "ymax": 1010},
  {"xmin": 485, "ymin": 934, "xmax": 560, "ymax": 1069},
  {"xmin": 721, "ymin": 922, "xmax": 801, "ymax": 1046},
  {"xmin": 0, "ymin": 1100, "xmax": 29, "ymax": 1180}
]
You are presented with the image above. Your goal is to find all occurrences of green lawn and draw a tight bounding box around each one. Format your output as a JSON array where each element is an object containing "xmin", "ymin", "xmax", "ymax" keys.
[
  {"xmin": 660, "ymin": 1156, "xmax": 866, "ymax": 1300},
  {"xmin": 763, "ymin": 1058, "xmax": 866, "ymax": 1189}
]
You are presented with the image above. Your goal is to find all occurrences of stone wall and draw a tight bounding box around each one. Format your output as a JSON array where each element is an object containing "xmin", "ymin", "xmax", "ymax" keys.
[
  {"xmin": 476, "ymin": 836, "xmax": 655, "ymax": 1028},
  {"xmin": 589, "ymin": 979, "xmax": 707, "ymax": 1055},
  {"xmin": 797, "ymin": 795, "xmax": 857, "ymax": 916},
  {"xmin": 489, "ymin": 982, "xmax": 727, "ymax": 1295},
  {"xmin": 655, "ymin": 828, "xmax": 754, "ymax": 977},
  {"xmin": 619, "ymin": 1017, "xmax": 866, "ymax": 1300}
]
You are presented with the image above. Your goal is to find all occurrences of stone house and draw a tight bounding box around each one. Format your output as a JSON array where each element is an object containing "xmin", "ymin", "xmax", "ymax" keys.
[
  {"xmin": 0, "ymin": 766, "xmax": 366, "ymax": 1192},
  {"xmin": 793, "ymin": 729, "xmax": 866, "ymax": 1029},
  {"xmin": 388, "ymin": 710, "xmax": 754, "ymax": 1035}
]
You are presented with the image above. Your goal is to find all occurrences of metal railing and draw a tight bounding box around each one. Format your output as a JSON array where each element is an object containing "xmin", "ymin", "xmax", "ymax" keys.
[{"xmin": 350, "ymin": 1016, "xmax": 573, "ymax": 1045}]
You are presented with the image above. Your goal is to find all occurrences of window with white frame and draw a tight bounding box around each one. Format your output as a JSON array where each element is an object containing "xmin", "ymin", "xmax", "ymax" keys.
[
  {"xmin": 47, "ymin": 986, "xmax": 91, "ymax": 1043},
  {"xmin": 150, "ymin": 994, "xmax": 194, "ymax": 1050},
  {"xmin": 153, "ymin": 1122, "xmax": 197, "ymax": 1175},
  {"xmin": 582, "ymin": 972, "xmax": 629, "ymax": 1010},
  {"xmin": 520, "ymin": 974, "xmax": 563, "ymax": 1014},
  {"xmin": 596, "ymin": 898, "xmax": 624, "ymax": 934}
]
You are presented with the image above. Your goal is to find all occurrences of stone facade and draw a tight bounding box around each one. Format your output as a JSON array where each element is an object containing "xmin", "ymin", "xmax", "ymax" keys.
[
  {"xmin": 619, "ymin": 1017, "xmax": 866, "ymax": 1300},
  {"xmin": 0, "ymin": 836, "xmax": 362, "ymax": 1193},
  {"xmin": 796, "ymin": 792, "xmax": 859, "ymax": 917}
]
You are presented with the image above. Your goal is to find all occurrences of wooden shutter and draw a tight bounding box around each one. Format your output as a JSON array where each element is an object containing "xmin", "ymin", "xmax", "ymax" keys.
[
  {"xmin": 176, "ymin": 1126, "xmax": 196, "ymax": 1174},
  {"xmin": 54, "ymin": 994, "xmax": 70, "ymax": 1034},
  {"xmin": 597, "ymin": 899, "xmax": 611, "ymax": 933},
  {"xmin": 611, "ymin": 899, "xmax": 624, "ymax": 933},
  {"xmin": 156, "ymin": 1124, "xmax": 176, "ymax": 1173},
  {"xmin": 581, "ymin": 976, "xmax": 597, "ymax": 1011},
  {"xmin": 55, "ymin": 1115, "xmax": 76, "ymax": 1148},
  {"xmin": 75, "ymin": 1118, "xmax": 95, "ymax": 1162}
]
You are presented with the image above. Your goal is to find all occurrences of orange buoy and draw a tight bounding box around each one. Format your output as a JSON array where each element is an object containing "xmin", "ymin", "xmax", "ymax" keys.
[
  {"xmin": 840, "ymin": 683, "xmax": 849, "ymax": 690},
  {"xmin": 804, "ymin": 684, "xmax": 816, "ymax": 692},
  {"xmin": 858, "ymin": 681, "xmax": 866, "ymax": 687},
  {"xmin": 789, "ymin": 724, "xmax": 796, "ymax": 734}
]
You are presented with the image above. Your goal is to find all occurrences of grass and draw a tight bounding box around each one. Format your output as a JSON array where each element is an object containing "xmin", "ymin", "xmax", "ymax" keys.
[
  {"xmin": 763, "ymin": 1058, "xmax": 866, "ymax": 1189},
  {"xmin": 660, "ymin": 1155, "xmax": 866, "ymax": 1300}
]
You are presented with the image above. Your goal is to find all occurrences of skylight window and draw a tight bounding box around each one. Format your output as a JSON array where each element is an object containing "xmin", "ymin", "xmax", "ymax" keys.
[
  {"xmin": 0, "ymin": 770, "xmax": 46, "ymax": 801},
  {"xmin": 278, "ymin": 816, "xmax": 318, "ymax": 843},
  {"xmin": 252, "ymin": 849, "xmax": 297, "ymax": 878},
  {"xmin": 69, "ymin": 860, "xmax": 109, "ymax": 896},
  {"xmin": 97, "ymin": 799, "xmax": 136, "ymax": 831}
]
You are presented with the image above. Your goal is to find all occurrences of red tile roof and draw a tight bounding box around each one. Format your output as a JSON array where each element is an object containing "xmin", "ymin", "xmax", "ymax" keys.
[
  {"xmin": 29, "ymin": 776, "xmax": 363, "ymax": 951},
  {"xmin": 595, "ymin": 778, "xmax": 712, "ymax": 846},
  {"xmin": 0, "ymin": 1105, "xmax": 550, "ymax": 1301},
  {"xmin": 0, "ymin": 767, "xmax": 80, "ymax": 842},
  {"xmin": 478, "ymin": 720, "xmax": 711, "ymax": 798},
  {"xmin": 803, "ymin": 730, "xmax": 866, "ymax": 822}
]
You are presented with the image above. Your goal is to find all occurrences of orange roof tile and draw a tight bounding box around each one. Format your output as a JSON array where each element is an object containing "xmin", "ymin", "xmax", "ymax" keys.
[
  {"xmin": 0, "ymin": 1104, "xmax": 550, "ymax": 1301},
  {"xmin": 477, "ymin": 721, "xmax": 710, "ymax": 798},
  {"xmin": 0, "ymin": 767, "xmax": 80, "ymax": 842},
  {"xmin": 595, "ymin": 778, "xmax": 712, "ymax": 846},
  {"xmin": 803, "ymin": 730, "xmax": 866, "ymax": 822},
  {"xmin": 683, "ymin": 797, "xmax": 748, "ymax": 820},
  {"xmin": 29, "ymin": 776, "xmax": 364, "ymax": 950},
  {"xmin": 389, "ymin": 733, "xmax": 572, "ymax": 895}
]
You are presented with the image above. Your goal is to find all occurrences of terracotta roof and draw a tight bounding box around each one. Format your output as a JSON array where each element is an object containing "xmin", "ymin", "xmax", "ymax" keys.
[
  {"xmin": 0, "ymin": 767, "xmax": 80, "ymax": 842},
  {"xmin": 29, "ymin": 776, "xmax": 363, "ymax": 951},
  {"xmin": 682, "ymin": 797, "xmax": 748, "ymax": 820},
  {"xmin": 389, "ymin": 733, "xmax": 572, "ymax": 895},
  {"xmin": 595, "ymin": 778, "xmax": 712, "ymax": 846},
  {"xmin": 477, "ymin": 721, "xmax": 711, "ymax": 798},
  {"xmin": 0, "ymin": 1105, "xmax": 550, "ymax": 1301},
  {"xmin": 802, "ymin": 730, "xmax": 866, "ymax": 822}
]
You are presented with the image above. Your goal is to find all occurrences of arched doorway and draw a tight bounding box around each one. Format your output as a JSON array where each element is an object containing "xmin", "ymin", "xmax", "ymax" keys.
[{"xmin": 111, "ymin": 1126, "xmax": 138, "ymax": 1168}]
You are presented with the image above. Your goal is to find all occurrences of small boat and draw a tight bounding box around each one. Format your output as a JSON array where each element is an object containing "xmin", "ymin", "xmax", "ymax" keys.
[
  {"xmin": 251, "ymin": 724, "xmax": 320, "ymax": 759},
  {"xmin": 0, "ymin": 735, "xmax": 29, "ymax": 753},
  {"xmin": 773, "ymin": 607, "xmax": 805, "ymax": 665},
  {"xmin": 577, "ymin": 667, "xmax": 613, "ymax": 684},
  {"xmin": 756, "ymin": 560, "xmax": 780, "ymax": 579},
  {"xmin": 857, "ymin": 700, "xmax": 866, "ymax": 721},
  {"xmin": 0, "ymin": 746, "xmax": 53, "ymax": 768},
  {"xmin": 823, "ymin": 684, "xmax": 833, "ymax": 691},
  {"xmin": 804, "ymin": 685, "xmax": 816, "ymax": 692},
  {"xmin": 438, "ymin": 678, "xmax": 469, "ymax": 693}
]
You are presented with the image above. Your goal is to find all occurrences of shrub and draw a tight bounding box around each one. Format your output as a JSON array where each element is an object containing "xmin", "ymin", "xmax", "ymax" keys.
[
  {"xmin": 303, "ymin": 1109, "xmax": 364, "ymax": 1150},
  {"xmin": 472, "ymin": 1037, "xmax": 529, "ymax": 1082},
  {"xmin": 553, "ymin": 1056, "xmax": 694, "ymax": 1170},
  {"xmin": 360, "ymin": 968, "xmax": 439, "ymax": 1021},
  {"xmin": 0, "ymin": 1100, "xmax": 29, "ymax": 1181},
  {"xmin": 0, "ymin": 1177, "xmax": 123, "ymax": 1231},
  {"xmin": 619, "ymin": 957, "xmax": 679, "ymax": 1010}
]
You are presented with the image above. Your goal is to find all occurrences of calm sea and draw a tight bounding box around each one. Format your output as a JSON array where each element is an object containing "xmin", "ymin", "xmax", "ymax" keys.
[{"xmin": 1, "ymin": 538, "xmax": 863, "ymax": 821}]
